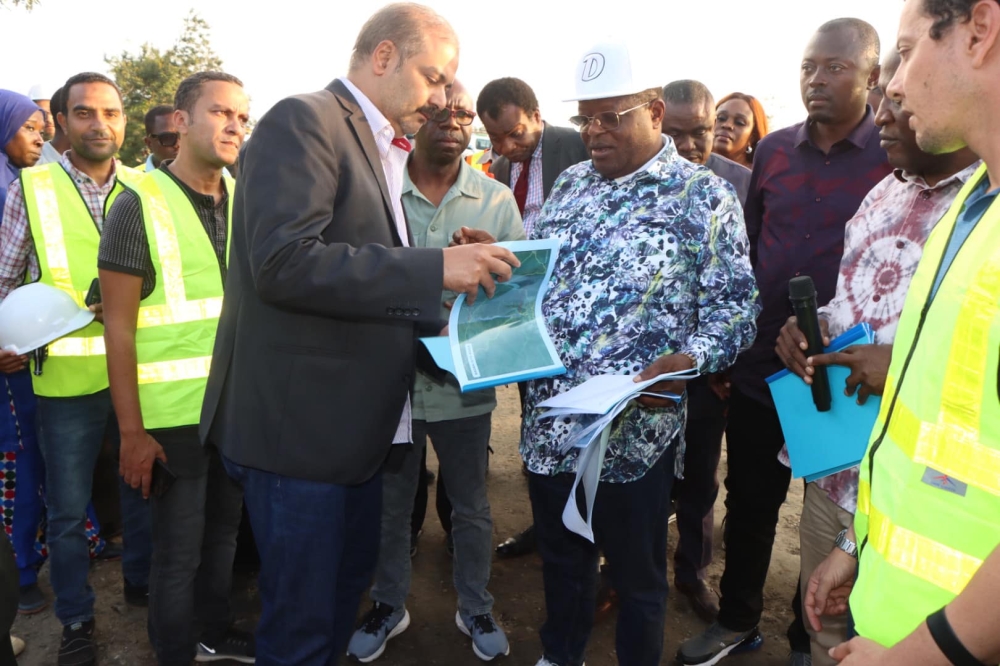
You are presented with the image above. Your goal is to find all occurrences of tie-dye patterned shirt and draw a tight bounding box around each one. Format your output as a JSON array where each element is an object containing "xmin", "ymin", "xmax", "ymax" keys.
[{"xmin": 521, "ymin": 137, "xmax": 760, "ymax": 482}]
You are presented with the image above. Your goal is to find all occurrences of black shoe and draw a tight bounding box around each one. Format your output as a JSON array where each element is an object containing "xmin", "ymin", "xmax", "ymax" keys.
[
  {"xmin": 58, "ymin": 619, "xmax": 96, "ymax": 666},
  {"xmin": 496, "ymin": 525, "xmax": 536, "ymax": 559},
  {"xmin": 675, "ymin": 579, "xmax": 720, "ymax": 623},
  {"xmin": 124, "ymin": 579, "xmax": 149, "ymax": 607},
  {"xmin": 195, "ymin": 628, "xmax": 255, "ymax": 663},
  {"xmin": 93, "ymin": 541, "xmax": 122, "ymax": 561},
  {"xmin": 410, "ymin": 529, "xmax": 422, "ymax": 558}
]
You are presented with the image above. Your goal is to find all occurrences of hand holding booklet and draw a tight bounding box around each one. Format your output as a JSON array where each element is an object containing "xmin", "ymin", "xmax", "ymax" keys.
[
  {"xmin": 419, "ymin": 238, "xmax": 566, "ymax": 392},
  {"xmin": 535, "ymin": 367, "xmax": 700, "ymax": 541}
]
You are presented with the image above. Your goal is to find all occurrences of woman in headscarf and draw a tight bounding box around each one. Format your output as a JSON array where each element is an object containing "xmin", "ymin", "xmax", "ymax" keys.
[{"xmin": 0, "ymin": 90, "xmax": 109, "ymax": 622}]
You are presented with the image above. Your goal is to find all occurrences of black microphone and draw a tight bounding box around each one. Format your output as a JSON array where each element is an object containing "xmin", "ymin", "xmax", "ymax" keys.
[{"xmin": 789, "ymin": 276, "xmax": 831, "ymax": 412}]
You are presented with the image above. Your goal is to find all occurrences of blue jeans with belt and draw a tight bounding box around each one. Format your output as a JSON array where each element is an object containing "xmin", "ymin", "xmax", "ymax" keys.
[{"xmin": 35, "ymin": 389, "xmax": 152, "ymax": 626}]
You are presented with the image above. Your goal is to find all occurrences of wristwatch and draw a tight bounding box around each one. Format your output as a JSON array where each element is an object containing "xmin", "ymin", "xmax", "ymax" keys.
[{"xmin": 834, "ymin": 528, "xmax": 858, "ymax": 559}]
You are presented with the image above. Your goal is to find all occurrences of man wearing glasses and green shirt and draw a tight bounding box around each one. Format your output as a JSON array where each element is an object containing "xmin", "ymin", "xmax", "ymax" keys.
[{"xmin": 347, "ymin": 81, "xmax": 524, "ymax": 664}]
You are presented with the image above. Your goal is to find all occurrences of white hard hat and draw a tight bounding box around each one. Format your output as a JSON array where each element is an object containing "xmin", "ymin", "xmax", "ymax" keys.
[
  {"xmin": 28, "ymin": 84, "xmax": 53, "ymax": 102},
  {"xmin": 0, "ymin": 283, "xmax": 95, "ymax": 354},
  {"xmin": 565, "ymin": 39, "xmax": 659, "ymax": 102}
]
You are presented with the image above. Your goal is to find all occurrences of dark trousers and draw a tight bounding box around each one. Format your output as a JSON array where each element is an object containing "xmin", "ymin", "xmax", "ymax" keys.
[
  {"xmin": 529, "ymin": 445, "xmax": 675, "ymax": 666},
  {"xmin": 718, "ymin": 388, "xmax": 792, "ymax": 631},
  {"xmin": 148, "ymin": 431, "xmax": 243, "ymax": 665},
  {"xmin": 1, "ymin": 532, "xmax": 17, "ymax": 666},
  {"xmin": 674, "ymin": 412, "xmax": 725, "ymax": 585},
  {"xmin": 411, "ymin": 446, "xmax": 453, "ymax": 537},
  {"xmin": 224, "ymin": 455, "xmax": 381, "ymax": 666}
]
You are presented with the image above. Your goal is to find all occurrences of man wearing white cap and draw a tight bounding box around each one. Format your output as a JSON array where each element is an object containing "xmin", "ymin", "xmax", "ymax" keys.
[
  {"xmin": 516, "ymin": 40, "xmax": 759, "ymax": 666},
  {"xmin": 28, "ymin": 84, "xmax": 56, "ymax": 141}
]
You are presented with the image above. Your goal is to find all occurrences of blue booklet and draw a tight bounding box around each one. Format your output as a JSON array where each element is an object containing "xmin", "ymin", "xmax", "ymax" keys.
[
  {"xmin": 766, "ymin": 323, "xmax": 879, "ymax": 482},
  {"xmin": 420, "ymin": 238, "xmax": 566, "ymax": 392}
]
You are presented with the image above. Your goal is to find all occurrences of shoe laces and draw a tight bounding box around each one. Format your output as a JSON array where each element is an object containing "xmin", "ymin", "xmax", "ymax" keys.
[
  {"xmin": 471, "ymin": 614, "xmax": 497, "ymax": 635},
  {"xmin": 362, "ymin": 602, "xmax": 396, "ymax": 633}
]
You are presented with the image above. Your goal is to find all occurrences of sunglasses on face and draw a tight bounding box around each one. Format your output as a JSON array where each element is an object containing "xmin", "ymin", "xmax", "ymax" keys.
[
  {"xmin": 569, "ymin": 101, "xmax": 651, "ymax": 132},
  {"xmin": 427, "ymin": 108, "xmax": 477, "ymax": 126},
  {"xmin": 149, "ymin": 132, "xmax": 179, "ymax": 147}
]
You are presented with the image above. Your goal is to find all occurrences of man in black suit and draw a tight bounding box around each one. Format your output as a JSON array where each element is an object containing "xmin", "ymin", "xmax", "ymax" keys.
[
  {"xmin": 478, "ymin": 77, "xmax": 589, "ymax": 239},
  {"xmin": 198, "ymin": 5, "xmax": 518, "ymax": 664}
]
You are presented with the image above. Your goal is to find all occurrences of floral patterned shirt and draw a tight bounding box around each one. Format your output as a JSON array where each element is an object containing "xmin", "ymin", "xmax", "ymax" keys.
[
  {"xmin": 520, "ymin": 137, "xmax": 760, "ymax": 483},
  {"xmin": 791, "ymin": 162, "xmax": 981, "ymax": 512}
]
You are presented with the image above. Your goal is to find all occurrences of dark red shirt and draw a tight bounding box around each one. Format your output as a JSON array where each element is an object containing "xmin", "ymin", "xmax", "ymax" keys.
[{"xmin": 731, "ymin": 109, "xmax": 892, "ymax": 406}]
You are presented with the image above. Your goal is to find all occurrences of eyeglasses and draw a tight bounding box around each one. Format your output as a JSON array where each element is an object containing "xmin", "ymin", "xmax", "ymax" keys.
[
  {"xmin": 569, "ymin": 101, "xmax": 651, "ymax": 132},
  {"xmin": 427, "ymin": 108, "xmax": 477, "ymax": 126},
  {"xmin": 149, "ymin": 132, "xmax": 179, "ymax": 147}
]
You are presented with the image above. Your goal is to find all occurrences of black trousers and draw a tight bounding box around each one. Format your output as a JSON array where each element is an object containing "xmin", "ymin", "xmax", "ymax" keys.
[
  {"xmin": 1, "ymin": 531, "xmax": 18, "ymax": 666},
  {"xmin": 718, "ymin": 387, "xmax": 793, "ymax": 632}
]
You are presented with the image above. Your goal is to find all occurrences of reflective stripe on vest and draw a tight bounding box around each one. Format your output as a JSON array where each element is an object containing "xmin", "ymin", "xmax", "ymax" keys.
[
  {"xmin": 21, "ymin": 163, "xmax": 137, "ymax": 397},
  {"xmin": 129, "ymin": 169, "xmax": 231, "ymax": 429},
  {"xmin": 853, "ymin": 163, "xmax": 1000, "ymax": 647}
]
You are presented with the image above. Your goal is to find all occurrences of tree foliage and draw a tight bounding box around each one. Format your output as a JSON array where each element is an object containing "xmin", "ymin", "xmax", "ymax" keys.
[
  {"xmin": 106, "ymin": 11, "xmax": 223, "ymax": 165},
  {"xmin": 0, "ymin": 0, "xmax": 40, "ymax": 8}
]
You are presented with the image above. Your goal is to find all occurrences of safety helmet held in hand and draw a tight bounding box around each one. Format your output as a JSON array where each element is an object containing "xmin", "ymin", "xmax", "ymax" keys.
[
  {"xmin": 0, "ymin": 283, "xmax": 95, "ymax": 354},
  {"xmin": 565, "ymin": 39, "xmax": 658, "ymax": 102}
]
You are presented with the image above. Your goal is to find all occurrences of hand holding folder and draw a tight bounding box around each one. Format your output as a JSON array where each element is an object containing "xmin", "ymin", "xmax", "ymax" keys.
[{"xmin": 766, "ymin": 323, "xmax": 880, "ymax": 481}]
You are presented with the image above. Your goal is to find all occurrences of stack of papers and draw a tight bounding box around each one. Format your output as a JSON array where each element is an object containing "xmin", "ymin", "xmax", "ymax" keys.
[
  {"xmin": 538, "ymin": 370, "xmax": 698, "ymax": 454},
  {"xmin": 766, "ymin": 323, "xmax": 879, "ymax": 481},
  {"xmin": 535, "ymin": 368, "xmax": 700, "ymax": 542},
  {"xmin": 420, "ymin": 238, "xmax": 566, "ymax": 392}
]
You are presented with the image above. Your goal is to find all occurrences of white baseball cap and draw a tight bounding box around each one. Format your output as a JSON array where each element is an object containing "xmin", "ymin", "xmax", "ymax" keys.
[
  {"xmin": 28, "ymin": 84, "xmax": 53, "ymax": 101},
  {"xmin": 565, "ymin": 39, "xmax": 659, "ymax": 102}
]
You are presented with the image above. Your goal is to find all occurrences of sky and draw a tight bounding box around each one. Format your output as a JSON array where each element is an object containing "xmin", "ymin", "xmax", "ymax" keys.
[{"xmin": 0, "ymin": 0, "xmax": 905, "ymax": 132}]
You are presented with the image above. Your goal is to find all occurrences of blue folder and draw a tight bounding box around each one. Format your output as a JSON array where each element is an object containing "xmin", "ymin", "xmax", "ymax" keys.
[{"xmin": 766, "ymin": 323, "xmax": 880, "ymax": 482}]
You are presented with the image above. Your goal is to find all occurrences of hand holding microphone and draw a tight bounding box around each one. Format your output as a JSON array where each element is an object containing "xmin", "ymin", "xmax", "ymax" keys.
[{"xmin": 788, "ymin": 276, "xmax": 832, "ymax": 412}]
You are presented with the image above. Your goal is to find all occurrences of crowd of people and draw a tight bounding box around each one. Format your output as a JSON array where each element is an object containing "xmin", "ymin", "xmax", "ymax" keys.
[{"xmin": 1, "ymin": 1, "xmax": 999, "ymax": 666}]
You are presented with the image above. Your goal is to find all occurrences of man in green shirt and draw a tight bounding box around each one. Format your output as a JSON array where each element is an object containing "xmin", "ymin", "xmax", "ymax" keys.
[{"xmin": 347, "ymin": 81, "xmax": 524, "ymax": 664}]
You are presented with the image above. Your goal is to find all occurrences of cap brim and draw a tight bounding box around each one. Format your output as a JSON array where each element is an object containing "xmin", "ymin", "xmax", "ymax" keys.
[
  {"xmin": 563, "ymin": 87, "xmax": 654, "ymax": 103},
  {"xmin": 8, "ymin": 309, "xmax": 96, "ymax": 354}
]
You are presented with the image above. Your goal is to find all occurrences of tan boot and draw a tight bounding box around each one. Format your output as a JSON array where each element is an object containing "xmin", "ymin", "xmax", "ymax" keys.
[{"xmin": 10, "ymin": 634, "xmax": 25, "ymax": 656}]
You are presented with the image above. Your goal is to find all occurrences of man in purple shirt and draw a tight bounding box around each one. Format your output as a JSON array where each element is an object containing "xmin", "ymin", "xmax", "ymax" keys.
[{"xmin": 678, "ymin": 17, "xmax": 893, "ymax": 666}]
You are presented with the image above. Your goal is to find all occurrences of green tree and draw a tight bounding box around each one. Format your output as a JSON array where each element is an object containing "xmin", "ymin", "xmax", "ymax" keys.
[{"xmin": 106, "ymin": 10, "xmax": 223, "ymax": 165}]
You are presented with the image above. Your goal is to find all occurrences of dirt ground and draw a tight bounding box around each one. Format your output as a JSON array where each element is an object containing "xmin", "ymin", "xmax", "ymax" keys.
[{"xmin": 12, "ymin": 385, "xmax": 805, "ymax": 665}]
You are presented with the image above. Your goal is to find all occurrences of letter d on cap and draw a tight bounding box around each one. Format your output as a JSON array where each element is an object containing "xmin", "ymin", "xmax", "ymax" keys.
[{"xmin": 581, "ymin": 53, "xmax": 605, "ymax": 81}]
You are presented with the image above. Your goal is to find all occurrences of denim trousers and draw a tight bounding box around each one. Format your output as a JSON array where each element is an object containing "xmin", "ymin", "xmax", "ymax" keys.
[
  {"xmin": 372, "ymin": 414, "xmax": 494, "ymax": 616},
  {"xmin": 35, "ymin": 389, "xmax": 151, "ymax": 626}
]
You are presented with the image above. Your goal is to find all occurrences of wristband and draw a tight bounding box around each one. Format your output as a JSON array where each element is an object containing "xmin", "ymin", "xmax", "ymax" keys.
[{"xmin": 926, "ymin": 607, "xmax": 992, "ymax": 666}]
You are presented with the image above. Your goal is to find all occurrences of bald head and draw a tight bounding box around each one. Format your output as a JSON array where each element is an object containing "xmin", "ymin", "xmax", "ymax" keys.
[
  {"xmin": 348, "ymin": 3, "xmax": 456, "ymax": 72},
  {"xmin": 815, "ymin": 17, "xmax": 881, "ymax": 70},
  {"xmin": 448, "ymin": 80, "xmax": 472, "ymax": 110}
]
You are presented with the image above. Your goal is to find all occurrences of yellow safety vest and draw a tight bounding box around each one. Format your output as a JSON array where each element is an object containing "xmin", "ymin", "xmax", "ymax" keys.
[
  {"xmin": 21, "ymin": 162, "xmax": 140, "ymax": 397},
  {"xmin": 854, "ymin": 163, "xmax": 1000, "ymax": 646},
  {"xmin": 127, "ymin": 169, "xmax": 231, "ymax": 430}
]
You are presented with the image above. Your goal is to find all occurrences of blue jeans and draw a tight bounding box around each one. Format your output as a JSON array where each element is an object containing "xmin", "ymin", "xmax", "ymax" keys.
[
  {"xmin": 528, "ymin": 444, "xmax": 675, "ymax": 666},
  {"xmin": 372, "ymin": 415, "xmax": 494, "ymax": 615},
  {"xmin": 224, "ymin": 455, "xmax": 381, "ymax": 666},
  {"xmin": 35, "ymin": 389, "xmax": 152, "ymax": 626}
]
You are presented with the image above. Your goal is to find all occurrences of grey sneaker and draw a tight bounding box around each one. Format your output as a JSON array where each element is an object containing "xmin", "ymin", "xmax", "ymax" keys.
[
  {"xmin": 676, "ymin": 622, "xmax": 763, "ymax": 665},
  {"xmin": 534, "ymin": 659, "xmax": 585, "ymax": 666},
  {"xmin": 788, "ymin": 651, "xmax": 812, "ymax": 666},
  {"xmin": 456, "ymin": 611, "xmax": 510, "ymax": 661},
  {"xmin": 347, "ymin": 602, "xmax": 410, "ymax": 663}
]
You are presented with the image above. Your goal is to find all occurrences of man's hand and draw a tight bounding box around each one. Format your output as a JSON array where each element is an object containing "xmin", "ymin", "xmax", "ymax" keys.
[
  {"xmin": 0, "ymin": 349, "xmax": 28, "ymax": 374},
  {"xmin": 809, "ymin": 344, "xmax": 892, "ymax": 405},
  {"xmin": 707, "ymin": 371, "xmax": 732, "ymax": 402},
  {"xmin": 634, "ymin": 354, "xmax": 696, "ymax": 408},
  {"xmin": 805, "ymin": 547, "xmax": 857, "ymax": 632},
  {"xmin": 830, "ymin": 637, "xmax": 888, "ymax": 664},
  {"xmin": 450, "ymin": 226, "xmax": 497, "ymax": 247},
  {"xmin": 89, "ymin": 302, "xmax": 104, "ymax": 324},
  {"xmin": 120, "ymin": 431, "xmax": 167, "ymax": 499},
  {"xmin": 775, "ymin": 315, "xmax": 830, "ymax": 383},
  {"xmin": 442, "ymin": 244, "xmax": 520, "ymax": 305}
]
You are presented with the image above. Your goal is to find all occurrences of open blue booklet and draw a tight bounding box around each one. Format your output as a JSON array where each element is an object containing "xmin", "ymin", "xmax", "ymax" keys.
[
  {"xmin": 766, "ymin": 323, "xmax": 880, "ymax": 482},
  {"xmin": 419, "ymin": 238, "xmax": 566, "ymax": 392}
]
